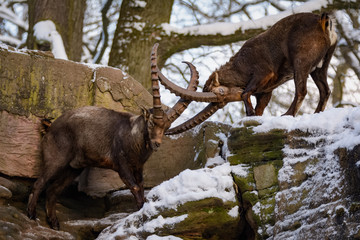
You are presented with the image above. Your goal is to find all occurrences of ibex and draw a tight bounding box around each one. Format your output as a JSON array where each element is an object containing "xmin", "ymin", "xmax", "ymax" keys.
[
  {"xmin": 158, "ymin": 13, "xmax": 337, "ymax": 135},
  {"xmin": 27, "ymin": 44, "xmax": 199, "ymax": 229}
]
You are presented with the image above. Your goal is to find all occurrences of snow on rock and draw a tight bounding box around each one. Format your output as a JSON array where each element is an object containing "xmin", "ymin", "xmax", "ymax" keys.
[
  {"xmin": 246, "ymin": 107, "xmax": 360, "ymax": 238},
  {"xmin": 144, "ymin": 163, "xmax": 236, "ymax": 215},
  {"xmin": 252, "ymin": 107, "xmax": 360, "ymax": 152},
  {"xmin": 33, "ymin": 20, "xmax": 68, "ymax": 60},
  {"xmin": 228, "ymin": 206, "xmax": 239, "ymax": 218},
  {"xmin": 97, "ymin": 163, "xmax": 237, "ymax": 239},
  {"xmin": 146, "ymin": 235, "xmax": 182, "ymax": 240}
]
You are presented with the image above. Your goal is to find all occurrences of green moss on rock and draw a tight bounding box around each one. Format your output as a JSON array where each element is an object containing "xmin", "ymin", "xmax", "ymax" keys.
[
  {"xmin": 227, "ymin": 127, "xmax": 286, "ymax": 164},
  {"xmin": 156, "ymin": 197, "xmax": 241, "ymax": 239}
]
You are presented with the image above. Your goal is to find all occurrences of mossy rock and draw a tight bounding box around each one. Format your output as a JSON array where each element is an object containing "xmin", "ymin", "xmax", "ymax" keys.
[
  {"xmin": 242, "ymin": 191, "xmax": 259, "ymax": 206},
  {"xmin": 0, "ymin": 48, "xmax": 94, "ymax": 118},
  {"xmin": 152, "ymin": 197, "xmax": 241, "ymax": 239},
  {"xmin": 232, "ymin": 170, "xmax": 255, "ymax": 194},
  {"xmin": 227, "ymin": 127, "xmax": 286, "ymax": 164},
  {"xmin": 193, "ymin": 122, "xmax": 231, "ymax": 166},
  {"xmin": 253, "ymin": 163, "xmax": 277, "ymax": 190},
  {"xmin": 258, "ymin": 185, "xmax": 279, "ymax": 198}
]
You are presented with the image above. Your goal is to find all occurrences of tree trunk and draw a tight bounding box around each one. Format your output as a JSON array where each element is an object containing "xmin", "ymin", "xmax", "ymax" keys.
[
  {"xmin": 109, "ymin": 0, "xmax": 174, "ymax": 91},
  {"xmin": 26, "ymin": 0, "xmax": 86, "ymax": 62}
]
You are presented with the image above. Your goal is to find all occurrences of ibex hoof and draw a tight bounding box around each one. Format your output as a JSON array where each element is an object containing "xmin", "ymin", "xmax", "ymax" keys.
[
  {"xmin": 47, "ymin": 216, "xmax": 60, "ymax": 230},
  {"xmin": 27, "ymin": 206, "xmax": 37, "ymax": 220}
]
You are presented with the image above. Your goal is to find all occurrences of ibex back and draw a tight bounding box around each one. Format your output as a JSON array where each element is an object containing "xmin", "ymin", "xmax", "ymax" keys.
[{"xmin": 157, "ymin": 13, "xmax": 337, "ymax": 135}]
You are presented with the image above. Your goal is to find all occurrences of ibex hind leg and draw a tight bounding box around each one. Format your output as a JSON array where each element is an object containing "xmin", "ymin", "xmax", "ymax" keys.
[
  {"xmin": 283, "ymin": 70, "xmax": 309, "ymax": 116},
  {"xmin": 27, "ymin": 164, "xmax": 69, "ymax": 221},
  {"xmin": 28, "ymin": 136, "xmax": 74, "ymax": 221},
  {"xmin": 27, "ymin": 174, "xmax": 48, "ymax": 220},
  {"xmin": 311, "ymin": 68, "xmax": 330, "ymax": 113},
  {"xmin": 45, "ymin": 167, "xmax": 82, "ymax": 230},
  {"xmin": 311, "ymin": 44, "xmax": 335, "ymax": 113}
]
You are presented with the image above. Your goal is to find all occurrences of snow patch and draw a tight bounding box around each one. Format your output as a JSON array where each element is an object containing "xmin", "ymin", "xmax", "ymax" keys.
[
  {"xmin": 356, "ymin": 161, "xmax": 360, "ymax": 168},
  {"xmin": 143, "ymin": 214, "xmax": 188, "ymax": 233},
  {"xmin": 231, "ymin": 164, "xmax": 249, "ymax": 178},
  {"xmin": 205, "ymin": 155, "xmax": 226, "ymax": 167},
  {"xmin": 228, "ymin": 206, "xmax": 239, "ymax": 218},
  {"xmin": 33, "ymin": 20, "xmax": 68, "ymax": 60},
  {"xmin": 147, "ymin": 235, "xmax": 182, "ymax": 240}
]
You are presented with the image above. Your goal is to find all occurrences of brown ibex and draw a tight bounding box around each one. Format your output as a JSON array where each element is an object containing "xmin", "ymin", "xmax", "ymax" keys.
[
  {"xmin": 157, "ymin": 13, "xmax": 337, "ymax": 135},
  {"xmin": 27, "ymin": 44, "xmax": 199, "ymax": 229}
]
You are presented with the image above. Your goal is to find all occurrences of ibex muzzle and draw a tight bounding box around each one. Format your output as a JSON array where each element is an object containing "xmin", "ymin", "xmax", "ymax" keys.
[{"xmin": 158, "ymin": 12, "xmax": 337, "ymax": 135}]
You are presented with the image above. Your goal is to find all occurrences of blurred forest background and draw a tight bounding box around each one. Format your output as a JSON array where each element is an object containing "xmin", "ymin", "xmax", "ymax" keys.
[{"xmin": 0, "ymin": 0, "xmax": 359, "ymax": 123}]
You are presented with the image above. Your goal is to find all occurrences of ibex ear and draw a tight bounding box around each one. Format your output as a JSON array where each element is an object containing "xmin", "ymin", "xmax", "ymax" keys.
[{"xmin": 140, "ymin": 107, "xmax": 151, "ymax": 122}]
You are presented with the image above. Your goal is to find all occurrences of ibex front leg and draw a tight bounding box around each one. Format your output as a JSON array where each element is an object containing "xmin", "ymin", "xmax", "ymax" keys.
[
  {"xmin": 242, "ymin": 71, "xmax": 275, "ymax": 116},
  {"xmin": 117, "ymin": 163, "xmax": 145, "ymax": 209}
]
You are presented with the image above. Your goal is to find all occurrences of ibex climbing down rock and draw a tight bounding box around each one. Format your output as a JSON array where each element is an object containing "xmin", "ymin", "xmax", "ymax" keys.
[
  {"xmin": 27, "ymin": 44, "xmax": 199, "ymax": 230},
  {"xmin": 158, "ymin": 13, "xmax": 337, "ymax": 135}
]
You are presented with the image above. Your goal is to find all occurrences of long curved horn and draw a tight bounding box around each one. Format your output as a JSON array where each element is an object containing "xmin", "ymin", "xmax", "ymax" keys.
[
  {"xmin": 151, "ymin": 43, "xmax": 163, "ymax": 119},
  {"xmin": 158, "ymin": 71, "xmax": 219, "ymax": 102},
  {"xmin": 165, "ymin": 102, "xmax": 227, "ymax": 135},
  {"xmin": 165, "ymin": 61, "xmax": 199, "ymax": 125}
]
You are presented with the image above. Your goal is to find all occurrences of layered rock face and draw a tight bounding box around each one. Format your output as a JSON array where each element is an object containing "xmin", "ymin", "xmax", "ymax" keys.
[{"xmin": 1, "ymin": 46, "xmax": 360, "ymax": 239}]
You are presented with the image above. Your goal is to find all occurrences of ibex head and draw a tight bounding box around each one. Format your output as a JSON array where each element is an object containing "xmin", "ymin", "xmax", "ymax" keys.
[{"xmin": 147, "ymin": 43, "xmax": 199, "ymax": 148}]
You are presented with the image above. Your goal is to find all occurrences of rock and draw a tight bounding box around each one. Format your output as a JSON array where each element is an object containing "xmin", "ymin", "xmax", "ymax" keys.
[
  {"xmin": 0, "ymin": 186, "xmax": 12, "ymax": 199},
  {"xmin": 0, "ymin": 111, "xmax": 42, "ymax": 178},
  {"xmin": 0, "ymin": 205, "xmax": 76, "ymax": 240},
  {"xmin": 253, "ymin": 163, "xmax": 277, "ymax": 190},
  {"xmin": 0, "ymin": 47, "xmax": 93, "ymax": 118},
  {"xmin": 227, "ymin": 127, "xmax": 286, "ymax": 165}
]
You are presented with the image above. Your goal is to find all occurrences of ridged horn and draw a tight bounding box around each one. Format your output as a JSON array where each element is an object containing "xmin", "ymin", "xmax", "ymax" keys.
[
  {"xmin": 151, "ymin": 43, "xmax": 163, "ymax": 119},
  {"xmin": 158, "ymin": 71, "xmax": 219, "ymax": 102},
  {"xmin": 165, "ymin": 102, "xmax": 227, "ymax": 135},
  {"xmin": 165, "ymin": 61, "xmax": 199, "ymax": 126}
]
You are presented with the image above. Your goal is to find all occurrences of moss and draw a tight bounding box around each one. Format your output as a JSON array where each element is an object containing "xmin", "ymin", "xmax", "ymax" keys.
[
  {"xmin": 258, "ymin": 185, "xmax": 279, "ymax": 198},
  {"xmin": 157, "ymin": 197, "xmax": 241, "ymax": 239},
  {"xmin": 335, "ymin": 206, "xmax": 345, "ymax": 217},
  {"xmin": 1, "ymin": 49, "xmax": 94, "ymax": 118},
  {"xmin": 232, "ymin": 171, "xmax": 255, "ymax": 194},
  {"xmin": 255, "ymin": 196, "xmax": 276, "ymax": 226},
  {"xmin": 227, "ymin": 128, "xmax": 286, "ymax": 164},
  {"xmin": 242, "ymin": 191, "xmax": 259, "ymax": 206},
  {"xmin": 350, "ymin": 202, "xmax": 360, "ymax": 213}
]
